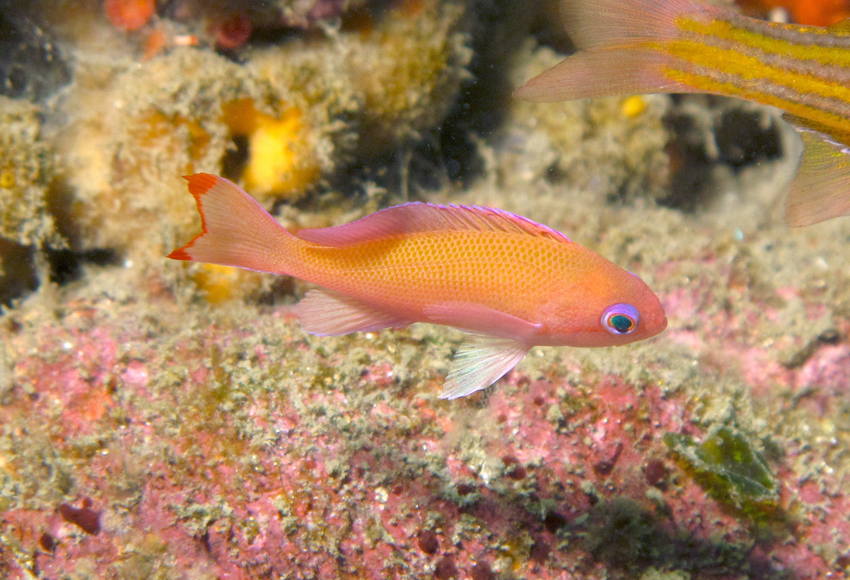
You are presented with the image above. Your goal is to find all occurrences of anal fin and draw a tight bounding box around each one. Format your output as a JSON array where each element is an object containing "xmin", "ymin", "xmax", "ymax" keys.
[
  {"xmin": 296, "ymin": 288, "xmax": 411, "ymax": 336},
  {"xmin": 440, "ymin": 334, "xmax": 531, "ymax": 400}
]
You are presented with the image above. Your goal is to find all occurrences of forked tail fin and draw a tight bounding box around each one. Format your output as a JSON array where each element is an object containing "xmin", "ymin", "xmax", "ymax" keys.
[{"xmin": 168, "ymin": 174, "xmax": 300, "ymax": 274}]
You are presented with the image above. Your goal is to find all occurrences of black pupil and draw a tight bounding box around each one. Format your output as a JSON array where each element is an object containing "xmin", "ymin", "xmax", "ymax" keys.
[{"xmin": 610, "ymin": 314, "xmax": 633, "ymax": 333}]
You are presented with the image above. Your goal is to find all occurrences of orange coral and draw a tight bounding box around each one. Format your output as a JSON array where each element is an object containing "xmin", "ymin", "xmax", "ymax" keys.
[
  {"xmin": 737, "ymin": 0, "xmax": 850, "ymax": 26},
  {"xmin": 104, "ymin": 0, "xmax": 156, "ymax": 31}
]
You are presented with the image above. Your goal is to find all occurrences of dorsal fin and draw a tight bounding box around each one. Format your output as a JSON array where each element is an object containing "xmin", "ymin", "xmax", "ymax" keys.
[{"xmin": 295, "ymin": 202, "xmax": 571, "ymax": 247}]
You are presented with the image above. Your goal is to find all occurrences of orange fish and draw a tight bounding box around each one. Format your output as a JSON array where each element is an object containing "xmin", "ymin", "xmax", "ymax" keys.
[
  {"xmin": 169, "ymin": 174, "xmax": 667, "ymax": 399},
  {"xmin": 515, "ymin": 0, "xmax": 850, "ymax": 226}
]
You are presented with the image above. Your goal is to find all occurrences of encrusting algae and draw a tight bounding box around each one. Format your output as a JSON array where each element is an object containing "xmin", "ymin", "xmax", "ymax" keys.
[
  {"xmin": 0, "ymin": 96, "xmax": 63, "ymax": 249},
  {"xmin": 0, "ymin": 96, "xmax": 65, "ymax": 304}
]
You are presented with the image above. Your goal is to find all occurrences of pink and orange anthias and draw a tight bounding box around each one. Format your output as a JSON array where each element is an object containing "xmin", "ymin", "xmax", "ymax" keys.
[{"xmin": 169, "ymin": 174, "xmax": 667, "ymax": 398}]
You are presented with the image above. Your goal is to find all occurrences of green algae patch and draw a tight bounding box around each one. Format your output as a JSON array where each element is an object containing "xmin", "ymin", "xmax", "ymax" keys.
[{"xmin": 664, "ymin": 426, "xmax": 781, "ymax": 528}]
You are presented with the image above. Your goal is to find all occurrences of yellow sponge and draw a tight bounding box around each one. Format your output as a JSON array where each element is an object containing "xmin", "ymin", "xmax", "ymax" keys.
[{"xmin": 222, "ymin": 99, "xmax": 320, "ymax": 198}]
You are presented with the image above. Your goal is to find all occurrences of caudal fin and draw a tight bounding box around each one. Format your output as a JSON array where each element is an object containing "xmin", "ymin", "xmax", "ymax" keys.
[
  {"xmin": 168, "ymin": 174, "xmax": 298, "ymax": 274},
  {"xmin": 514, "ymin": 0, "xmax": 717, "ymax": 102}
]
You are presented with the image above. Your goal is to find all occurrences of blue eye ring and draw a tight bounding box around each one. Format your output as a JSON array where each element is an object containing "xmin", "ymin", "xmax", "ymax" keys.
[{"xmin": 601, "ymin": 304, "xmax": 640, "ymax": 335}]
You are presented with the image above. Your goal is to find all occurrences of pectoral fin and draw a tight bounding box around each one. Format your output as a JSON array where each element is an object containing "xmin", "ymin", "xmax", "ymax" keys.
[
  {"xmin": 784, "ymin": 127, "xmax": 850, "ymax": 227},
  {"xmin": 440, "ymin": 334, "xmax": 531, "ymax": 400}
]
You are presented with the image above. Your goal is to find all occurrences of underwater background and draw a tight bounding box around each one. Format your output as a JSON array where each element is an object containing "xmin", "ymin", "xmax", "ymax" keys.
[{"xmin": 0, "ymin": 0, "xmax": 849, "ymax": 578}]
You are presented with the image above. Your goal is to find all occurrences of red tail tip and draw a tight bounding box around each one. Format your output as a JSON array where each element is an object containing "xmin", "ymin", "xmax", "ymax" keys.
[
  {"xmin": 183, "ymin": 173, "xmax": 220, "ymax": 199},
  {"xmin": 167, "ymin": 247, "xmax": 193, "ymax": 261}
]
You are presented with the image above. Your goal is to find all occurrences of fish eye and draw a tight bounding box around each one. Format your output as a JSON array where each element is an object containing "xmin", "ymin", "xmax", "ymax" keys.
[{"xmin": 601, "ymin": 304, "xmax": 640, "ymax": 335}]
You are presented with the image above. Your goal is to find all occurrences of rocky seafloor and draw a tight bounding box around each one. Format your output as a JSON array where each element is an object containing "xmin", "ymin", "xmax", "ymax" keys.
[{"xmin": 1, "ymin": 1, "xmax": 849, "ymax": 579}]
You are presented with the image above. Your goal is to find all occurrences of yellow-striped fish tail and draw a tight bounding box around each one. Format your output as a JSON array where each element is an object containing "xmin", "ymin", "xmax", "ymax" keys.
[{"xmin": 514, "ymin": 0, "xmax": 718, "ymax": 102}]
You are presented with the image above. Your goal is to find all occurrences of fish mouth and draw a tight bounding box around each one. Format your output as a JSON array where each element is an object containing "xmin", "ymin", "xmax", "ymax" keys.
[
  {"xmin": 649, "ymin": 314, "xmax": 669, "ymax": 337},
  {"xmin": 640, "ymin": 312, "xmax": 667, "ymax": 339}
]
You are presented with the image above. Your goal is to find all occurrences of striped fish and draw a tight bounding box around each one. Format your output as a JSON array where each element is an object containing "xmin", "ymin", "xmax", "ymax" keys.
[{"xmin": 514, "ymin": 0, "xmax": 850, "ymax": 227}]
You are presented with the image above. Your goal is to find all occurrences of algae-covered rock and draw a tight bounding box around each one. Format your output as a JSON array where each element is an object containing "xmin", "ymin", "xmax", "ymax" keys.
[
  {"xmin": 243, "ymin": 39, "xmax": 362, "ymax": 199},
  {"xmin": 58, "ymin": 43, "xmax": 360, "ymax": 261},
  {"xmin": 0, "ymin": 96, "xmax": 62, "ymax": 248},
  {"xmin": 56, "ymin": 0, "xmax": 474, "ymax": 262},
  {"xmin": 175, "ymin": 0, "xmax": 369, "ymax": 30},
  {"xmin": 58, "ymin": 48, "xmax": 270, "ymax": 257},
  {"xmin": 244, "ymin": 0, "xmax": 474, "ymax": 181},
  {"xmin": 343, "ymin": 0, "xmax": 473, "ymax": 155}
]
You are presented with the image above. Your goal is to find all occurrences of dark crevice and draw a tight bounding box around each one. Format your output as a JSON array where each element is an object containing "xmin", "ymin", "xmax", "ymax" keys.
[
  {"xmin": 661, "ymin": 96, "xmax": 784, "ymax": 211},
  {"xmin": 46, "ymin": 247, "xmax": 122, "ymax": 286}
]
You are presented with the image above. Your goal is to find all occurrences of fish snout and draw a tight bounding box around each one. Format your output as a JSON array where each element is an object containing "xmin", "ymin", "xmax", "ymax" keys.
[{"xmin": 642, "ymin": 305, "xmax": 667, "ymax": 339}]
